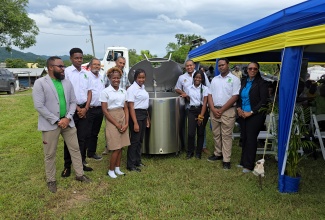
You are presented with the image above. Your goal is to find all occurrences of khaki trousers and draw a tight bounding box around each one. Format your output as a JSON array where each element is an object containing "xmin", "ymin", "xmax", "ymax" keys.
[
  {"xmin": 42, "ymin": 127, "xmax": 84, "ymax": 182},
  {"xmin": 210, "ymin": 107, "xmax": 236, "ymax": 162}
]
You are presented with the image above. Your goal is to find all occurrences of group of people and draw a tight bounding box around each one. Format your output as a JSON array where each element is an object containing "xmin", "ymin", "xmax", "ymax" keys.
[
  {"xmin": 33, "ymin": 47, "xmax": 272, "ymax": 193},
  {"xmin": 33, "ymin": 48, "xmax": 149, "ymax": 193},
  {"xmin": 176, "ymin": 59, "xmax": 269, "ymax": 172}
]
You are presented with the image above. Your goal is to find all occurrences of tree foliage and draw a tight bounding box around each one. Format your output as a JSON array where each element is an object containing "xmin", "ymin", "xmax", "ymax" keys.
[
  {"xmin": 5, "ymin": 58, "xmax": 27, "ymax": 68},
  {"xmin": 83, "ymin": 54, "xmax": 94, "ymax": 64},
  {"xmin": 128, "ymin": 49, "xmax": 157, "ymax": 67},
  {"xmin": 168, "ymin": 45, "xmax": 191, "ymax": 64},
  {"xmin": 129, "ymin": 49, "xmax": 143, "ymax": 67},
  {"xmin": 0, "ymin": 0, "xmax": 39, "ymax": 51},
  {"xmin": 166, "ymin": 34, "xmax": 203, "ymax": 64},
  {"xmin": 35, "ymin": 58, "xmax": 46, "ymax": 68}
]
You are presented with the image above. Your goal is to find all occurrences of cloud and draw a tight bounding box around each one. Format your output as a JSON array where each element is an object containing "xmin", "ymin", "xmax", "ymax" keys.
[
  {"xmin": 44, "ymin": 5, "xmax": 89, "ymax": 24},
  {"xmin": 157, "ymin": 14, "xmax": 205, "ymax": 33},
  {"xmin": 28, "ymin": 13, "xmax": 52, "ymax": 27},
  {"xmin": 21, "ymin": 0, "xmax": 307, "ymax": 58}
]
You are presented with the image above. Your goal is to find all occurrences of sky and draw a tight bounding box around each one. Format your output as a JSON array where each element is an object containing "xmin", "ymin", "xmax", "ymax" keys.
[{"xmin": 20, "ymin": 0, "xmax": 307, "ymax": 59}]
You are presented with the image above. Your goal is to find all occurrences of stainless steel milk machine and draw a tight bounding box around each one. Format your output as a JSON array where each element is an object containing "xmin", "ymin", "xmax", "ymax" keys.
[{"xmin": 128, "ymin": 57, "xmax": 185, "ymax": 154}]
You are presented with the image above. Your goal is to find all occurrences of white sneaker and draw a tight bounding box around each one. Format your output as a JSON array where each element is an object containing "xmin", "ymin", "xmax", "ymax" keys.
[{"xmin": 107, "ymin": 170, "xmax": 117, "ymax": 178}]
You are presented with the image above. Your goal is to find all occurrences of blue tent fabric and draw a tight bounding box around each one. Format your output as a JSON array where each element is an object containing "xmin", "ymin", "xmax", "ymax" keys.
[
  {"xmin": 189, "ymin": 0, "xmax": 325, "ymax": 60},
  {"xmin": 277, "ymin": 47, "xmax": 303, "ymax": 192}
]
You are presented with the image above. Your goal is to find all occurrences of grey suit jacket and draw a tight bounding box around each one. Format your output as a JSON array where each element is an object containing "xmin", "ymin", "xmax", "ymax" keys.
[{"xmin": 32, "ymin": 74, "xmax": 76, "ymax": 131}]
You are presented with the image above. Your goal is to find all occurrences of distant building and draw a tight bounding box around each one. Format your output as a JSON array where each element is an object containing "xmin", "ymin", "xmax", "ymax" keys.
[{"xmin": 6, "ymin": 68, "xmax": 47, "ymax": 88}]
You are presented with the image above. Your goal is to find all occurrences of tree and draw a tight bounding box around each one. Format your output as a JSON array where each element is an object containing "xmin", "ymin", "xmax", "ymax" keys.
[
  {"xmin": 128, "ymin": 49, "xmax": 157, "ymax": 67},
  {"xmin": 0, "ymin": 0, "xmax": 39, "ymax": 51},
  {"xmin": 129, "ymin": 49, "xmax": 143, "ymax": 67},
  {"xmin": 5, "ymin": 58, "xmax": 27, "ymax": 68},
  {"xmin": 83, "ymin": 54, "xmax": 94, "ymax": 64},
  {"xmin": 168, "ymin": 45, "xmax": 191, "ymax": 64},
  {"xmin": 35, "ymin": 58, "xmax": 46, "ymax": 68},
  {"xmin": 140, "ymin": 50, "xmax": 157, "ymax": 59},
  {"xmin": 165, "ymin": 34, "xmax": 204, "ymax": 64}
]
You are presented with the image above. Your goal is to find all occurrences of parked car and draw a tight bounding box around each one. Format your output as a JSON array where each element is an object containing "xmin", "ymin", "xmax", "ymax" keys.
[{"xmin": 0, "ymin": 68, "xmax": 16, "ymax": 94}]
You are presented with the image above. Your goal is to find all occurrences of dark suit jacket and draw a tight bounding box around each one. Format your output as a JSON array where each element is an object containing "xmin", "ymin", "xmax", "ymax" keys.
[
  {"xmin": 32, "ymin": 74, "xmax": 76, "ymax": 131},
  {"xmin": 237, "ymin": 73, "xmax": 269, "ymax": 114}
]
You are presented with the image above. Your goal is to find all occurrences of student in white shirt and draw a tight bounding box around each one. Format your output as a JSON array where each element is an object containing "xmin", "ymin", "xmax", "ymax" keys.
[
  {"xmin": 126, "ymin": 69, "xmax": 150, "ymax": 172},
  {"xmin": 99, "ymin": 67, "xmax": 130, "ymax": 178},
  {"xmin": 184, "ymin": 70, "xmax": 210, "ymax": 159}
]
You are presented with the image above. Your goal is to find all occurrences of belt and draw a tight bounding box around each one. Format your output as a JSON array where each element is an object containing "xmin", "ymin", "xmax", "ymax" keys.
[
  {"xmin": 190, "ymin": 105, "xmax": 202, "ymax": 109},
  {"xmin": 214, "ymin": 106, "xmax": 222, "ymax": 109},
  {"xmin": 77, "ymin": 103, "xmax": 86, "ymax": 108},
  {"xmin": 89, "ymin": 106, "xmax": 101, "ymax": 109},
  {"xmin": 135, "ymin": 109, "xmax": 147, "ymax": 112}
]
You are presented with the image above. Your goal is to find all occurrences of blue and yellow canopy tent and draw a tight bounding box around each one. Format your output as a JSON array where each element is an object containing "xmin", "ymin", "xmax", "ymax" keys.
[{"xmin": 188, "ymin": 0, "xmax": 325, "ymax": 193}]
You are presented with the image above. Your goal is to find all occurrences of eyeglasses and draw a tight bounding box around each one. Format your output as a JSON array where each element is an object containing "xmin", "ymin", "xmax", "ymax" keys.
[
  {"xmin": 248, "ymin": 67, "xmax": 258, "ymax": 71},
  {"xmin": 52, "ymin": 65, "xmax": 66, "ymax": 69}
]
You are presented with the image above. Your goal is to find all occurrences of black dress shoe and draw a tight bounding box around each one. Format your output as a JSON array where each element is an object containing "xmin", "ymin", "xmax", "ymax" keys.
[
  {"xmin": 186, "ymin": 153, "xmax": 194, "ymax": 159},
  {"xmin": 83, "ymin": 165, "xmax": 93, "ymax": 171},
  {"xmin": 61, "ymin": 167, "xmax": 71, "ymax": 178},
  {"xmin": 127, "ymin": 167, "xmax": 141, "ymax": 172},
  {"xmin": 223, "ymin": 162, "xmax": 231, "ymax": 170},
  {"xmin": 195, "ymin": 154, "xmax": 201, "ymax": 159},
  {"xmin": 207, "ymin": 155, "xmax": 223, "ymax": 162}
]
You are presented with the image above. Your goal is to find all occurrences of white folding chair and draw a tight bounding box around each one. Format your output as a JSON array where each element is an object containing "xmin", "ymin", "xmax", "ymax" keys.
[
  {"xmin": 256, "ymin": 113, "xmax": 277, "ymax": 155},
  {"xmin": 232, "ymin": 114, "xmax": 277, "ymax": 155},
  {"xmin": 312, "ymin": 114, "xmax": 325, "ymax": 160}
]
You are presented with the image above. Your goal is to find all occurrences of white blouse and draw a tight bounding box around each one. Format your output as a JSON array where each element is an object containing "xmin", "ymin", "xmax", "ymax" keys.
[
  {"xmin": 127, "ymin": 82, "xmax": 149, "ymax": 109},
  {"xmin": 99, "ymin": 85, "xmax": 127, "ymax": 109}
]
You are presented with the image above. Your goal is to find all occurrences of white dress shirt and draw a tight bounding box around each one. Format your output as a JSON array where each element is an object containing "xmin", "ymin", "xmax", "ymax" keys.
[
  {"xmin": 127, "ymin": 81, "xmax": 149, "ymax": 109},
  {"xmin": 185, "ymin": 84, "xmax": 210, "ymax": 106},
  {"xmin": 175, "ymin": 72, "xmax": 211, "ymax": 92},
  {"xmin": 209, "ymin": 72, "xmax": 241, "ymax": 106},
  {"xmin": 88, "ymin": 71, "xmax": 105, "ymax": 107},
  {"xmin": 99, "ymin": 85, "xmax": 127, "ymax": 110},
  {"xmin": 65, "ymin": 65, "xmax": 91, "ymax": 105}
]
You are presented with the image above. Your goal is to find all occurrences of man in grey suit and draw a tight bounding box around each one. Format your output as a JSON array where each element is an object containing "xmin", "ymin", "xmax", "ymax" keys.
[{"xmin": 32, "ymin": 56, "xmax": 91, "ymax": 193}]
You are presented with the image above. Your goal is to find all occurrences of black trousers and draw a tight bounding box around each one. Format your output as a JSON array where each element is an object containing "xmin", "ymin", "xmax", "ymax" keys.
[
  {"xmin": 63, "ymin": 111, "xmax": 90, "ymax": 168},
  {"xmin": 187, "ymin": 107, "xmax": 209, "ymax": 156},
  {"xmin": 127, "ymin": 109, "xmax": 147, "ymax": 169},
  {"xmin": 86, "ymin": 107, "xmax": 103, "ymax": 157},
  {"xmin": 238, "ymin": 113, "xmax": 266, "ymax": 170},
  {"xmin": 179, "ymin": 107, "xmax": 189, "ymax": 151}
]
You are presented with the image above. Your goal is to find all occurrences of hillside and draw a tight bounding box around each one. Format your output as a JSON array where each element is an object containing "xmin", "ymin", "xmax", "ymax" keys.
[{"xmin": 0, "ymin": 47, "xmax": 70, "ymax": 62}]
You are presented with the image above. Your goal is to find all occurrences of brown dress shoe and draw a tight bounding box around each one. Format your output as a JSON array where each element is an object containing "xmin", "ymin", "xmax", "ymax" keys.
[{"xmin": 202, "ymin": 148, "xmax": 210, "ymax": 154}]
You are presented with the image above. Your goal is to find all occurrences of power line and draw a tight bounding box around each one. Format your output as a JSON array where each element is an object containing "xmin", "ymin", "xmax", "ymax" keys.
[{"xmin": 39, "ymin": 31, "xmax": 88, "ymax": 36}]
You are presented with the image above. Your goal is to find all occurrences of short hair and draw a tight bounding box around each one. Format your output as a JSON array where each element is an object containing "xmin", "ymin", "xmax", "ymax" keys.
[
  {"xmin": 185, "ymin": 60, "xmax": 195, "ymax": 65},
  {"xmin": 193, "ymin": 70, "xmax": 206, "ymax": 86},
  {"xmin": 46, "ymin": 56, "xmax": 62, "ymax": 68},
  {"xmin": 218, "ymin": 58, "xmax": 229, "ymax": 64},
  {"xmin": 134, "ymin": 68, "xmax": 146, "ymax": 81},
  {"xmin": 248, "ymin": 61, "xmax": 260, "ymax": 69},
  {"xmin": 88, "ymin": 58, "xmax": 100, "ymax": 67},
  {"xmin": 69, "ymin": 48, "xmax": 83, "ymax": 56},
  {"xmin": 107, "ymin": 67, "xmax": 122, "ymax": 78},
  {"xmin": 116, "ymin": 56, "xmax": 126, "ymax": 62}
]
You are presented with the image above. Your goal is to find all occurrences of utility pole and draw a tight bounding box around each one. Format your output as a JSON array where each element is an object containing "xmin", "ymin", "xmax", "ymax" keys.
[{"xmin": 89, "ymin": 25, "xmax": 96, "ymax": 57}]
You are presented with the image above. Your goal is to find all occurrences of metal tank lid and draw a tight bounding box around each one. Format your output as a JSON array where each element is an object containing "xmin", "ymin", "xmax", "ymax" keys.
[{"xmin": 128, "ymin": 57, "xmax": 183, "ymax": 92}]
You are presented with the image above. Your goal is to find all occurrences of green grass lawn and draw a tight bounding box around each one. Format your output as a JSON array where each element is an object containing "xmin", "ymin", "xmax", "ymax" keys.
[{"xmin": 0, "ymin": 89, "xmax": 325, "ymax": 219}]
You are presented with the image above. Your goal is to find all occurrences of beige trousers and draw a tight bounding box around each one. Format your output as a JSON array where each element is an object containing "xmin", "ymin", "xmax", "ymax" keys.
[
  {"xmin": 210, "ymin": 107, "xmax": 236, "ymax": 162},
  {"xmin": 42, "ymin": 127, "xmax": 84, "ymax": 182}
]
